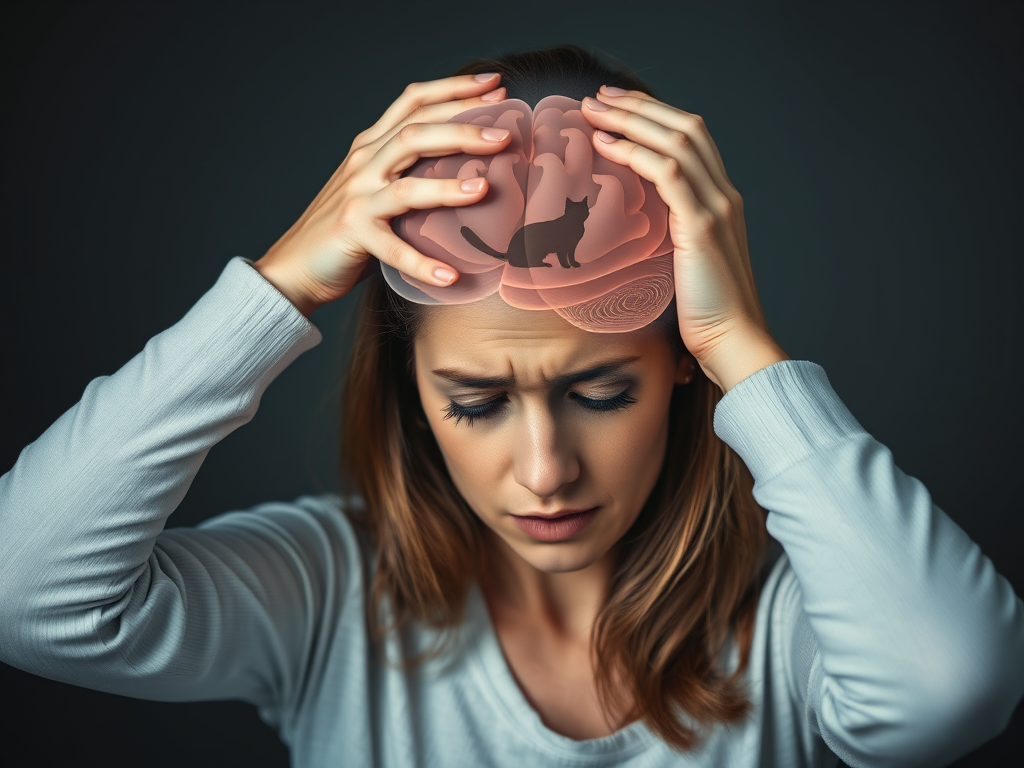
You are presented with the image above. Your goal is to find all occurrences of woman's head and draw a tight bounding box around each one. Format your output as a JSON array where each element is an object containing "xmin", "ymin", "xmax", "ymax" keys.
[
  {"xmin": 340, "ymin": 44, "xmax": 769, "ymax": 752},
  {"xmin": 411, "ymin": 289, "xmax": 695, "ymax": 576}
]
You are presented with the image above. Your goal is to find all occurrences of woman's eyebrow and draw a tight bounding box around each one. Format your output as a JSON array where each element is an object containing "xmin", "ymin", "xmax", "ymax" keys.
[{"xmin": 430, "ymin": 355, "xmax": 641, "ymax": 389}]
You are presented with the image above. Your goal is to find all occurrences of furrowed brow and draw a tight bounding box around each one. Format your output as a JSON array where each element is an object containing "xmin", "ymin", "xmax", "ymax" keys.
[{"xmin": 431, "ymin": 355, "xmax": 641, "ymax": 389}]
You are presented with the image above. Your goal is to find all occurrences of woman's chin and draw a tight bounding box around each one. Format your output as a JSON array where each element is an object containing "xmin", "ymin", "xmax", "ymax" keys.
[{"xmin": 505, "ymin": 536, "xmax": 608, "ymax": 574}]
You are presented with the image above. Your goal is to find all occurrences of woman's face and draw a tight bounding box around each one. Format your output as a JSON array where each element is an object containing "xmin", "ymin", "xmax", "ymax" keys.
[{"xmin": 413, "ymin": 294, "xmax": 695, "ymax": 575}]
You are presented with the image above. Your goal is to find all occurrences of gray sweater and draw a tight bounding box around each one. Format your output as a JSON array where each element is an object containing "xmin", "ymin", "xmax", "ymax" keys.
[{"xmin": 1, "ymin": 256, "xmax": 1021, "ymax": 767}]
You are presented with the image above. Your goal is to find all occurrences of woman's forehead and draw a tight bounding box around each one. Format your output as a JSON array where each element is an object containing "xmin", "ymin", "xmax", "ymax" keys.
[
  {"xmin": 417, "ymin": 296, "xmax": 581, "ymax": 341},
  {"xmin": 413, "ymin": 297, "xmax": 662, "ymax": 383},
  {"xmin": 415, "ymin": 293, "xmax": 657, "ymax": 344}
]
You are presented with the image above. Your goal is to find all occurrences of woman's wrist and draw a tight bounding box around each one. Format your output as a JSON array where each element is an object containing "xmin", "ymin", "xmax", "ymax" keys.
[
  {"xmin": 700, "ymin": 327, "xmax": 791, "ymax": 394},
  {"xmin": 251, "ymin": 257, "xmax": 323, "ymax": 319}
]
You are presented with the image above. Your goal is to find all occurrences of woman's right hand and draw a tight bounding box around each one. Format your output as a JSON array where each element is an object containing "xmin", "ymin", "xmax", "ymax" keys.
[{"xmin": 252, "ymin": 73, "xmax": 511, "ymax": 317}]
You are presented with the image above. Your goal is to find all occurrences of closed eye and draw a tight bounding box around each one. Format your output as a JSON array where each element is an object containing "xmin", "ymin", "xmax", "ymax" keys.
[{"xmin": 441, "ymin": 389, "xmax": 638, "ymax": 428}]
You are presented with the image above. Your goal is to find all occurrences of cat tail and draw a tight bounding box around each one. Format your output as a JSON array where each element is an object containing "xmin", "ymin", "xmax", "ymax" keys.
[{"xmin": 460, "ymin": 226, "xmax": 507, "ymax": 261}]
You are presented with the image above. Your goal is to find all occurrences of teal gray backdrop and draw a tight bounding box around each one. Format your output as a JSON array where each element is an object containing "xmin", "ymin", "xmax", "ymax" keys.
[{"xmin": 2, "ymin": 2, "xmax": 1020, "ymax": 766}]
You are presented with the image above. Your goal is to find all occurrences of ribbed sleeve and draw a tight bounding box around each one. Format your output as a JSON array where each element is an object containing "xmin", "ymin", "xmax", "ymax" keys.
[
  {"xmin": 0, "ymin": 257, "xmax": 339, "ymax": 720},
  {"xmin": 713, "ymin": 360, "xmax": 1024, "ymax": 768},
  {"xmin": 4, "ymin": 277, "xmax": 1021, "ymax": 767}
]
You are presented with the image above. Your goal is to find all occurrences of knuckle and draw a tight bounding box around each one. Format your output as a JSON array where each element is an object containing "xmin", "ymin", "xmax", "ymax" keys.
[
  {"xmin": 622, "ymin": 109, "xmax": 643, "ymax": 129},
  {"xmin": 402, "ymin": 81, "xmax": 423, "ymax": 97},
  {"xmin": 397, "ymin": 122, "xmax": 424, "ymax": 143},
  {"xmin": 671, "ymin": 130, "xmax": 692, "ymax": 151},
  {"xmin": 388, "ymin": 176, "xmax": 416, "ymax": 198},
  {"xmin": 689, "ymin": 113, "xmax": 706, "ymax": 131},
  {"xmin": 661, "ymin": 155, "xmax": 684, "ymax": 180},
  {"xmin": 383, "ymin": 238, "xmax": 408, "ymax": 267},
  {"xmin": 337, "ymin": 196, "xmax": 364, "ymax": 225},
  {"xmin": 714, "ymin": 195, "xmax": 735, "ymax": 222},
  {"xmin": 349, "ymin": 143, "xmax": 374, "ymax": 165},
  {"xmin": 626, "ymin": 95, "xmax": 646, "ymax": 112}
]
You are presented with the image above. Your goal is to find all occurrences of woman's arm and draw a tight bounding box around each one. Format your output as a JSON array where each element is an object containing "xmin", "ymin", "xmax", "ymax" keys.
[
  {"xmin": 578, "ymin": 81, "xmax": 1022, "ymax": 766},
  {"xmin": 714, "ymin": 358, "xmax": 1024, "ymax": 768},
  {"xmin": 0, "ymin": 257, "xmax": 338, "ymax": 719}
]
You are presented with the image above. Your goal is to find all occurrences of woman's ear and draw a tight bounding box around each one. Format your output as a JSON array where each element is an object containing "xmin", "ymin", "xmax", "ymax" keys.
[{"xmin": 674, "ymin": 353, "xmax": 697, "ymax": 385}]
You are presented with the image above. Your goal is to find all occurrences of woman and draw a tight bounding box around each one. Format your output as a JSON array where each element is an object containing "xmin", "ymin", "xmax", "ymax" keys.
[{"xmin": 0, "ymin": 44, "xmax": 1021, "ymax": 768}]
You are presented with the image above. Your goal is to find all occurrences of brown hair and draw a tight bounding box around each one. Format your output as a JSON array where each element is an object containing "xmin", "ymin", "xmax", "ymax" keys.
[{"xmin": 339, "ymin": 43, "xmax": 771, "ymax": 753}]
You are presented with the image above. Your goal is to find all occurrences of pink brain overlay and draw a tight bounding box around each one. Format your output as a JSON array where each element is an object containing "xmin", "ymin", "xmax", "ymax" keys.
[{"xmin": 385, "ymin": 95, "xmax": 675, "ymax": 332}]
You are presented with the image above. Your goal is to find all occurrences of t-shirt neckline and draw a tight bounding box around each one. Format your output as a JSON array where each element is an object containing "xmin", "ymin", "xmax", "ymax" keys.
[{"xmin": 463, "ymin": 579, "xmax": 658, "ymax": 761}]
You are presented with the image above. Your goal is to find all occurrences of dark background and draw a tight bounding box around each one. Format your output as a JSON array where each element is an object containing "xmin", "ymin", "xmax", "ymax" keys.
[{"xmin": 2, "ymin": 1, "xmax": 1021, "ymax": 766}]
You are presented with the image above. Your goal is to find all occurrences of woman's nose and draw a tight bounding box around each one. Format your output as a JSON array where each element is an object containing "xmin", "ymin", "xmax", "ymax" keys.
[{"xmin": 511, "ymin": 409, "xmax": 580, "ymax": 500}]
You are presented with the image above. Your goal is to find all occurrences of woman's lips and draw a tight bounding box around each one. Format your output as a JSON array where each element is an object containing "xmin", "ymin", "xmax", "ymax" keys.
[{"xmin": 510, "ymin": 507, "xmax": 599, "ymax": 542}]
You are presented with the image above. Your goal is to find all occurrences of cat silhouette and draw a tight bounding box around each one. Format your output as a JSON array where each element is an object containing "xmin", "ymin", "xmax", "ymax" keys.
[{"xmin": 460, "ymin": 196, "xmax": 590, "ymax": 269}]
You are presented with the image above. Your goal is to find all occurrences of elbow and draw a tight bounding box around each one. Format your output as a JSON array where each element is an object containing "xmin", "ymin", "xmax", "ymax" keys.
[
  {"xmin": 895, "ymin": 592, "xmax": 1024, "ymax": 763},
  {"xmin": 0, "ymin": 573, "xmax": 82, "ymax": 672},
  {"xmin": 0, "ymin": 559, "xmax": 134, "ymax": 675},
  {"xmin": 0, "ymin": 562, "xmax": 35, "ymax": 661},
  {"xmin": 817, "ymin": 632, "xmax": 1024, "ymax": 768},
  {"xmin": 818, "ymin": 685, "xmax": 1017, "ymax": 768},
  {"xmin": 905, "ymin": 626, "xmax": 1024, "ymax": 763},
  {"xmin": 949, "ymin": 600, "xmax": 1024, "ymax": 745},
  {"xmin": 946, "ymin": 629, "xmax": 1024, "ymax": 749}
]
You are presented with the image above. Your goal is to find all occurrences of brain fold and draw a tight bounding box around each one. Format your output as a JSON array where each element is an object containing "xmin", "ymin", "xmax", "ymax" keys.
[{"xmin": 387, "ymin": 95, "xmax": 675, "ymax": 332}]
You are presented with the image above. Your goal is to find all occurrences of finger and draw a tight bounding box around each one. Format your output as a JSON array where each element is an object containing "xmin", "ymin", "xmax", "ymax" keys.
[
  {"xmin": 361, "ymin": 175, "xmax": 492, "ymax": 287},
  {"xmin": 594, "ymin": 90, "xmax": 753, "ymax": 303},
  {"xmin": 598, "ymin": 87, "xmax": 731, "ymax": 185},
  {"xmin": 363, "ymin": 223, "xmax": 461, "ymax": 288},
  {"xmin": 614, "ymin": 91, "xmax": 732, "ymax": 188},
  {"xmin": 589, "ymin": 88, "xmax": 737, "ymax": 208},
  {"xmin": 363, "ymin": 175, "xmax": 488, "ymax": 221},
  {"xmin": 365, "ymin": 121, "xmax": 511, "ymax": 183},
  {"xmin": 357, "ymin": 85, "xmax": 507, "ymax": 159},
  {"xmin": 358, "ymin": 73, "xmax": 503, "ymax": 146},
  {"xmin": 584, "ymin": 95, "xmax": 733, "ymax": 217},
  {"xmin": 590, "ymin": 130, "xmax": 706, "ymax": 232}
]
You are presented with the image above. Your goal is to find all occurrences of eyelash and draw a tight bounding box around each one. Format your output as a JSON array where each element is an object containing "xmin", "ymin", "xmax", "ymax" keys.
[{"xmin": 441, "ymin": 390, "xmax": 638, "ymax": 427}]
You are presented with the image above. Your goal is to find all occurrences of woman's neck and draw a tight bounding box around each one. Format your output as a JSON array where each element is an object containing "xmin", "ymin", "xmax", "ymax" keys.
[{"xmin": 479, "ymin": 529, "xmax": 620, "ymax": 643}]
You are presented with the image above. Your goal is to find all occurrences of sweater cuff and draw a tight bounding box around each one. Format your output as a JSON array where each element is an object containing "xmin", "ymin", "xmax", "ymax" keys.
[
  {"xmin": 177, "ymin": 256, "xmax": 323, "ymax": 396},
  {"xmin": 712, "ymin": 360, "xmax": 867, "ymax": 484}
]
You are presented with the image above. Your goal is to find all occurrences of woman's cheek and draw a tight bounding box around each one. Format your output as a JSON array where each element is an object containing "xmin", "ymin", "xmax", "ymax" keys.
[
  {"xmin": 602, "ymin": 388, "xmax": 673, "ymax": 501},
  {"xmin": 425, "ymin": 402, "xmax": 495, "ymax": 502}
]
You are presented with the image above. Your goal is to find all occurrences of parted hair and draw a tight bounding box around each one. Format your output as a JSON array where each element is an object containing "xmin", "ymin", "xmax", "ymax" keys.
[{"xmin": 339, "ymin": 43, "xmax": 771, "ymax": 753}]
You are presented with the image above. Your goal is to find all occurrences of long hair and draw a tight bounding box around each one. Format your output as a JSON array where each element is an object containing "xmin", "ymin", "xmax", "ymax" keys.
[{"xmin": 339, "ymin": 43, "xmax": 771, "ymax": 753}]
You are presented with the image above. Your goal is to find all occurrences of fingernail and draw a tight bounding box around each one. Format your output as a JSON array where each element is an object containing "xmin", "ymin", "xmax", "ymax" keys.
[
  {"xmin": 475, "ymin": 72, "xmax": 499, "ymax": 82},
  {"xmin": 480, "ymin": 87, "xmax": 505, "ymax": 102},
  {"xmin": 461, "ymin": 178, "xmax": 485, "ymax": 193},
  {"xmin": 481, "ymin": 127, "xmax": 510, "ymax": 142},
  {"xmin": 433, "ymin": 267, "xmax": 456, "ymax": 284},
  {"xmin": 594, "ymin": 130, "xmax": 616, "ymax": 143},
  {"xmin": 601, "ymin": 85, "xmax": 628, "ymax": 96},
  {"xmin": 585, "ymin": 96, "xmax": 609, "ymax": 111}
]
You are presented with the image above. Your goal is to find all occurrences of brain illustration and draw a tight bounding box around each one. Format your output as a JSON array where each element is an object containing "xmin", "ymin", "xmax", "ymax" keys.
[{"xmin": 385, "ymin": 95, "xmax": 676, "ymax": 332}]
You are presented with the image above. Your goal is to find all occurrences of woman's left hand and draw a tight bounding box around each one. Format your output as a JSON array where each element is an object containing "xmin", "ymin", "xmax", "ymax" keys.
[{"xmin": 581, "ymin": 86, "xmax": 790, "ymax": 393}]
